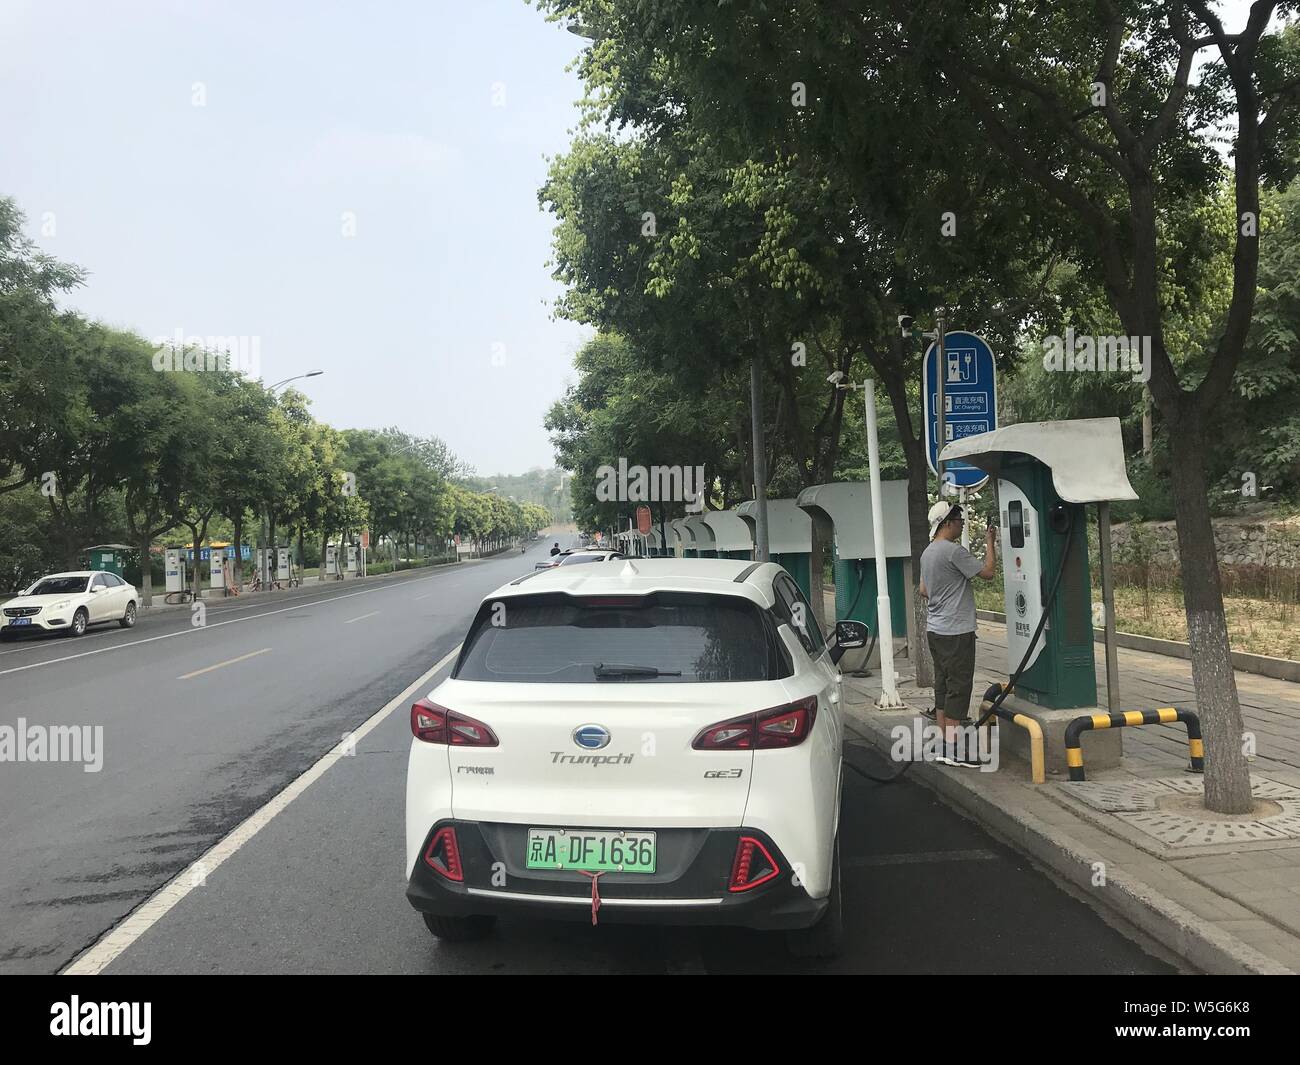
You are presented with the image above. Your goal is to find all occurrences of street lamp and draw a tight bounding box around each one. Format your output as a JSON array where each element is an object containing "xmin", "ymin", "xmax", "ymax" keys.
[
  {"xmin": 828, "ymin": 371, "xmax": 902, "ymax": 709},
  {"xmin": 267, "ymin": 370, "xmax": 324, "ymax": 392},
  {"xmin": 257, "ymin": 372, "xmax": 323, "ymax": 586}
]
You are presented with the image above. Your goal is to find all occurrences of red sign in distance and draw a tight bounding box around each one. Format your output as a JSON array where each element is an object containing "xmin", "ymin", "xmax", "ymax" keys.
[{"xmin": 636, "ymin": 505, "xmax": 652, "ymax": 535}]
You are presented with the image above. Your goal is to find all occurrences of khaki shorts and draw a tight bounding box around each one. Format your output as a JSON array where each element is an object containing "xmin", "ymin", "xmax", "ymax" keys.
[{"xmin": 928, "ymin": 631, "xmax": 976, "ymax": 722}]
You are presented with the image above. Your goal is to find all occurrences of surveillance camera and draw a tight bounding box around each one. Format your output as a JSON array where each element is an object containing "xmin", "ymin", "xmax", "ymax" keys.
[
  {"xmin": 826, "ymin": 370, "xmax": 846, "ymax": 386},
  {"xmin": 897, "ymin": 314, "xmax": 914, "ymax": 338}
]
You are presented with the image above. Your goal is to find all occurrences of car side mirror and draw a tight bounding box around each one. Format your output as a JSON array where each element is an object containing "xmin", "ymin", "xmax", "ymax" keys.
[{"xmin": 830, "ymin": 620, "xmax": 870, "ymax": 666}]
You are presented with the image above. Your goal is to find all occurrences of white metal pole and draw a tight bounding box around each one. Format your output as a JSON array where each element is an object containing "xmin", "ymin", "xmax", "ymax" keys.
[{"xmin": 864, "ymin": 379, "xmax": 902, "ymax": 707}]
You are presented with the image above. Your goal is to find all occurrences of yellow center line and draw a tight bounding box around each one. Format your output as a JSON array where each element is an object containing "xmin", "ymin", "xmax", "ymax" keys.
[
  {"xmin": 344, "ymin": 610, "xmax": 380, "ymax": 624},
  {"xmin": 177, "ymin": 647, "xmax": 272, "ymax": 681}
]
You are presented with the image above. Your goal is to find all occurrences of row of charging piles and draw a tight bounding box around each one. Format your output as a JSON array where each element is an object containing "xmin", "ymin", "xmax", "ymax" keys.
[
  {"xmin": 163, "ymin": 542, "xmax": 363, "ymax": 597},
  {"xmin": 638, "ymin": 487, "xmax": 913, "ymax": 676}
]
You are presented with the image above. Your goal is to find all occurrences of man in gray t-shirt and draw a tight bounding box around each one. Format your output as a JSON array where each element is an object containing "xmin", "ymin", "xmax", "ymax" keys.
[{"xmin": 919, "ymin": 503, "xmax": 996, "ymax": 745}]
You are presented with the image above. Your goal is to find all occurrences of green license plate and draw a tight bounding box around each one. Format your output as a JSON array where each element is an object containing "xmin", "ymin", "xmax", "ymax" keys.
[{"xmin": 525, "ymin": 828, "xmax": 656, "ymax": 873}]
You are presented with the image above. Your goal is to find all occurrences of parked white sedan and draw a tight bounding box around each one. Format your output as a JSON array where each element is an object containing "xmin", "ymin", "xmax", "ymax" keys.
[{"xmin": 1, "ymin": 571, "xmax": 139, "ymax": 638}]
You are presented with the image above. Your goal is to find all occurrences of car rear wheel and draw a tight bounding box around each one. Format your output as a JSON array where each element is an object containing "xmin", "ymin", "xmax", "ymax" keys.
[
  {"xmin": 68, "ymin": 608, "xmax": 88, "ymax": 638},
  {"xmin": 786, "ymin": 833, "xmax": 843, "ymax": 959},
  {"xmin": 119, "ymin": 601, "xmax": 137, "ymax": 628},
  {"xmin": 421, "ymin": 912, "xmax": 496, "ymax": 943}
]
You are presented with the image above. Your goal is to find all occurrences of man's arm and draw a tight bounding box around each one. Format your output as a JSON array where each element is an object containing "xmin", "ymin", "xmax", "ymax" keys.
[{"xmin": 978, "ymin": 525, "xmax": 997, "ymax": 579}]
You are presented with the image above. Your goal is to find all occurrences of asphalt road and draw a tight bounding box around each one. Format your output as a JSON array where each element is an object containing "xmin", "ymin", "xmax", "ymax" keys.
[
  {"xmin": 0, "ymin": 542, "xmax": 552, "ymax": 974},
  {"xmin": 1, "ymin": 538, "xmax": 1183, "ymax": 975}
]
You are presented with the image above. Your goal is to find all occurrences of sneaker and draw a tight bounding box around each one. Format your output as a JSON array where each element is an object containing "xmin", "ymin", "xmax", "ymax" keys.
[
  {"xmin": 938, "ymin": 743, "xmax": 986, "ymax": 768},
  {"xmin": 920, "ymin": 706, "xmax": 937, "ymax": 721}
]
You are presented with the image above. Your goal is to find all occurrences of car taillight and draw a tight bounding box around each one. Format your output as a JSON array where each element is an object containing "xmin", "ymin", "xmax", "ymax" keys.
[
  {"xmin": 410, "ymin": 699, "xmax": 498, "ymax": 746},
  {"xmin": 756, "ymin": 696, "xmax": 817, "ymax": 747},
  {"xmin": 692, "ymin": 696, "xmax": 818, "ymax": 750},
  {"xmin": 693, "ymin": 712, "xmax": 755, "ymax": 750},
  {"xmin": 423, "ymin": 826, "xmax": 464, "ymax": 881},
  {"xmin": 729, "ymin": 836, "xmax": 779, "ymax": 892}
]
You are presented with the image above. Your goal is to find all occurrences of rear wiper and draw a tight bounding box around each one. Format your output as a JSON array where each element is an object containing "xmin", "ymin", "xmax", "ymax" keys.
[{"xmin": 593, "ymin": 662, "xmax": 682, "ymax": 678}]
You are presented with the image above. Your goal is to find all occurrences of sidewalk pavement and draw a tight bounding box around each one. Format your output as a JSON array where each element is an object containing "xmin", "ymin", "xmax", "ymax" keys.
[{"xmin": 840, "ymin": 617, "xmax": 1300, "ymax": 974}]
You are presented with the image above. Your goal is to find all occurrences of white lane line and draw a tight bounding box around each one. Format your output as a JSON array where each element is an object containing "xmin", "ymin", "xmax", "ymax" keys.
[
  {"xmin": 412, "ymin": 592, "xmax": 437, "ymax": 601},
  {"xmin": 344, "ymin": 611, "xmax": 380, "ymax": 624},
  {"xmin": 0, "ymin": 572, "xmax": 449, "ymax": 678},
  {"xmin": 0, "ymin": 628, "xmax": 119, "ymax": 656},
  {"xmin": 62, "ymin": 643, "xmax": 462, "ymax": 976},
  {"xmin": 177, "ymin": 647, "xmax": 272, "ymax": 681}
]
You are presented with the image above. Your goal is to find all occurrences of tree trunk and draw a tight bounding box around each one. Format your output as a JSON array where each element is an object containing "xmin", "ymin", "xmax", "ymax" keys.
[
  {"xmin": 1165, "ymin": 408, "xmax": 1253, "ymax": 814},
  {"xmin": 231, "ymin": 512, "xmax": 244, "ymax": 587},
  {"xmin": 186, "ymin": 522, "xmax": 203, "ymax": 601},
  {"xmin": 139, "ymin": 533, "xmax": 153, "ymax": 608}
]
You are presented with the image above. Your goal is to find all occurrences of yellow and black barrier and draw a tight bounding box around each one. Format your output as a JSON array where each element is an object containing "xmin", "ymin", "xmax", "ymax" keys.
[
  {"xmin": 1064, "ymin": 707, "xmax": 1204, "ymax": 782},
  {"xmin": 976, "ymin": 683, "xmax": 1045, "ymax": 785}
]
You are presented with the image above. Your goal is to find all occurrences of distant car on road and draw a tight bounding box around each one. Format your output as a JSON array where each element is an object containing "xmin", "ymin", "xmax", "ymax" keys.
[
  {"xmin": 403, "ymin": 558, "xmax": 868, "ymax": 957},
  {"xmin": 1, "ymin": 571, "xmax": 139, "ymax": 638},
  {"xmin": 556, "ymin": 549, "xmax": 626, "ymax": 566}
]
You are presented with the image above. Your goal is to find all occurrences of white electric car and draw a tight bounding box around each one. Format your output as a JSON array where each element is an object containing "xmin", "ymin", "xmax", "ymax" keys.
[
  {"xmin": 1, "ymin": 571, "xmax": 139, "ymax": 638},
  {"xmin": 404, "ymin": 557, "xmax": 867, "ymax": 957}
]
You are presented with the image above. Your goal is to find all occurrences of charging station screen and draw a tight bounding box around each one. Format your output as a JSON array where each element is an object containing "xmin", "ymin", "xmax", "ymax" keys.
[{"xmin": 1008, "ymin": 500, "xmax": 1025, "ymax": 549}]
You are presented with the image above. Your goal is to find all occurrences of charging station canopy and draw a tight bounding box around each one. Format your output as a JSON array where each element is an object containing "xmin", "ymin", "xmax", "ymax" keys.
[{"xmin": 939, "ymin": 417, "xmax": 1137, "ymax": 504}]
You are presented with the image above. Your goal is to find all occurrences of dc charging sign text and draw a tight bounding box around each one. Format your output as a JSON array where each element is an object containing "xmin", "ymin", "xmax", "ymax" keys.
[{"xmin": 923, "ymin": 331, "xmax": 997, "ymax": 490}]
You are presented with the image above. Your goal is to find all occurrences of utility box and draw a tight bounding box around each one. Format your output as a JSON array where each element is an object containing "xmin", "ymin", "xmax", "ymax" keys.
[
  {"xmin": 276, "ymin": 547, "xmax": 293, "ymax": 582},
  {"xmin": 322, "ymin": 543, "xmax": 340, "ymax": 580},
  {"xmin": 85, "ymin": 545, "xmax": 128, "ymax": 577},
  {"xmin": 345, "ymin": 543, "xmax": 359, "ymax": 576},
  {"xmin": 209, "ymin": 551, "xmax": 227, "ymax": 598},
  {"xmin": 165, "ymin": 548, "xmax": 185, "ymax": 593}
]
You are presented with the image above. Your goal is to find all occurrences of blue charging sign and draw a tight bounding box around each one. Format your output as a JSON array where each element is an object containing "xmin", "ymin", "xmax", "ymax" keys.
[{"xmin": 923, "ymin": 331, "xmax": 997, "ymax": 490}]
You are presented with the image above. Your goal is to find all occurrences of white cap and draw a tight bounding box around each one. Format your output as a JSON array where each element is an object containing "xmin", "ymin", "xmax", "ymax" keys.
[{"xmin": 928, "ymin": 501, "xmax": 962, "ymax": 539}]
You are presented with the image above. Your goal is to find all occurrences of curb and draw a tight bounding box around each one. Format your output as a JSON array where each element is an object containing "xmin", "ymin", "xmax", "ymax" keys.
[
  {"xmin": 976, "ymin": 608, "xmax": 1300, "ymax": 683},
  {"xmin": 843, "ymin": 701, "xmax": 1295, "ymax": 975}
]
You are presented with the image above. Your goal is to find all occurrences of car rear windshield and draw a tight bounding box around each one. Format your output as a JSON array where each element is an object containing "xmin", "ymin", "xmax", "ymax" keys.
[
  {"xmin": 454, "ymin": 591, "xmax": 778, "ymax": 683},
  {"xmin": 557, "ymin": 554, "xmax": 612, "ymax": 565},
  {"xmin": 29, "ymin": 577, "xmax": 88, "ymax": 595}
]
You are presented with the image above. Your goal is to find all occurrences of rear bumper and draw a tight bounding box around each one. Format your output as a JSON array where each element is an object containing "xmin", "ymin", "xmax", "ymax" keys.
[{"xmin": 406, "ymin": 820, "xmax": 825, "ymax": 931}]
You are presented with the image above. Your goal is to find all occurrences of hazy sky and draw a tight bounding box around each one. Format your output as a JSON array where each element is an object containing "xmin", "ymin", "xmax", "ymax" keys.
[
  {"xmin": 0, "ymin": 2, "xmax": 1264, "ymax": 477},
  {"xmin": 0, "ymin": 0, "xmax": 591, "ymax": 476}
]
